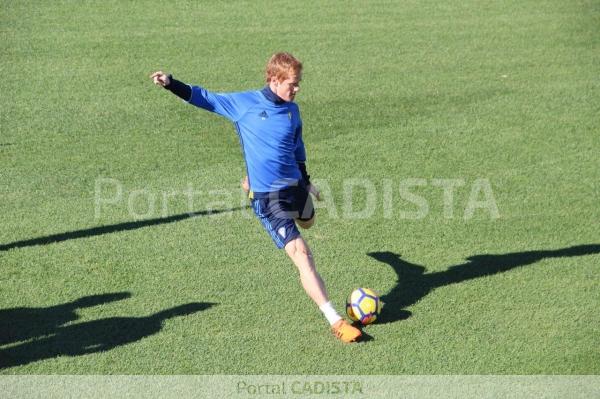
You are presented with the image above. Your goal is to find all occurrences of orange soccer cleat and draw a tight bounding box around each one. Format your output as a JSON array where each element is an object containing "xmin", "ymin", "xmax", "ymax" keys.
[{"xmin": 331, "ymin": 319, "xmax": 362, "ymax": 343}]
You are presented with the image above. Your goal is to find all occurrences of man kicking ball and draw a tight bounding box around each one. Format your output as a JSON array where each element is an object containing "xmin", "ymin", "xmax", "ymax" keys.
[{"xmin": 150, "ymin": 52, "xmax": 361, "ymax": 342}]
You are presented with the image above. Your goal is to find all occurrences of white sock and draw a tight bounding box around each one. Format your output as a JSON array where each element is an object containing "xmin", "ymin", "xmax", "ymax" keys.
[{"xmin": 319, "ymin": 301, "xmax": 342, "ymax": 326}]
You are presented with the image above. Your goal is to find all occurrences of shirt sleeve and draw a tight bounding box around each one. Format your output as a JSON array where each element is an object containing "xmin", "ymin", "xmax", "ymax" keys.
[
  {"xmin": 165, "ymin": 76, "xmax": 192, "ymax": 101},
  {"xmin": 188, "ymin": 86, "xmax": 248, "ymax": 122},
  {"xmin": 294, "ymin": 120, "xmax": 307, "ymax": 162}
]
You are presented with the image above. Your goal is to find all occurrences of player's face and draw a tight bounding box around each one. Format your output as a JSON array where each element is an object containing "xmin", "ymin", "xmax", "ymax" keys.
[{"xmin": 274, "ymin": 74, "xmax": 301, "ymax": 102}]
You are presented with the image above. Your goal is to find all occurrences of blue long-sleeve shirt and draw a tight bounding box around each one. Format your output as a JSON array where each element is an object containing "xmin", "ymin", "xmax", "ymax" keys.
[{"xmin": 181, "ymin": 83, "xmax": 306, "ymax": 193}]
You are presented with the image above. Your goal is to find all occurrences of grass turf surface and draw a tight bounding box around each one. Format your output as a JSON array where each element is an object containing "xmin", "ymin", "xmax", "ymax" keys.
[{"xmin": 1, "ymin": 0, "xmax": 599, "ymax": 374}]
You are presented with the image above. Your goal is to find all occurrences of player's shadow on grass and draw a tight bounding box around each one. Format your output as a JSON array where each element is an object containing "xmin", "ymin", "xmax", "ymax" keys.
[
  {"xmin": 0, "ymin": 292, "xmax": 131, "ymax": 347},
  {"xmin": 0, "ymin": 206, "xmax": 248, "ymax": 252},
  {"xmin": 368, "ymin": 244, "xmax": 600, "ymax": 324},
  {"xmin": 0, "ymin": 300, "xmax": 215, "ymax": 369}
]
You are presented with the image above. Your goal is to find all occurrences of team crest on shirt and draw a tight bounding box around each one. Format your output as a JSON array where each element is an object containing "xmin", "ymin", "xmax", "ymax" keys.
[
  {"xmin": 259, "ymin": 110, "xmax": 268, "ymax": 120},
  {"xmin": 278, "ymin": 227, "xmax": 286, "ymax": 238}
]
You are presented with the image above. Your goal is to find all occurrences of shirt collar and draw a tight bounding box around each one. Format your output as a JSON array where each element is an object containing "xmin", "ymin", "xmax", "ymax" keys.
[{"xmin": 261, "ymin": 85, "xmax": 285, "ymax": 104}]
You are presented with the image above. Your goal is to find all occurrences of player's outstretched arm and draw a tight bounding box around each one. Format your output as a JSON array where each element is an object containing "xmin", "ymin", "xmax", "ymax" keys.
[{"xmin": 150, "ymin": 71, "xmax": 242, "ymax": 119}]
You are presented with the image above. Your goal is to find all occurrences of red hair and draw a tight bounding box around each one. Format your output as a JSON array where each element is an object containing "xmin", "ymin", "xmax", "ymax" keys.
[{"xmin": 265, "ymin": 52, "xmax": 302, "ymax": 83}]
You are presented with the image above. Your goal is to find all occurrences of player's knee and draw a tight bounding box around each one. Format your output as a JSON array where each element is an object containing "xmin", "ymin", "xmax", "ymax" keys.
[
  {"xmin": 296, "ymin": 216, "xmax": 315, "ymax": 230},
  {"xmin": 285, "ymin": 237, "xmax": 312, "ymax": 259}
]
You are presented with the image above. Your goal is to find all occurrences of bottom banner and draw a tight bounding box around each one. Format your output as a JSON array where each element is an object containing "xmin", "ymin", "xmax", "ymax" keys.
[{"xmin": 1, "ymin": 375, "xmax": 599, "ymax": 398}]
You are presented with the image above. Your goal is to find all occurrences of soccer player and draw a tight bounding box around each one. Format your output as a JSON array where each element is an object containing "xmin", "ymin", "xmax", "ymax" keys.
[{"xmin": 150, "ymin": 52, "xmax": 362, "ymax": 343}]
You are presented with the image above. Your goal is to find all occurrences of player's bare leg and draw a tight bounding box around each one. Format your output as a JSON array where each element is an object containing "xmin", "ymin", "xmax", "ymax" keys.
[
  {"xmin": 295, "ymin": 194, "xmax": 315, "ymax": 229},
  {"xmin": 285, "ymin": 236, "xmax": 327, "ymax": 305},
  {"xmin": 284, "ymin": 236, "xmax": 361, "ymax": 342},
  {"xmin": 296, "ymin": 215, "xmax": 314, "ymax": 229}
]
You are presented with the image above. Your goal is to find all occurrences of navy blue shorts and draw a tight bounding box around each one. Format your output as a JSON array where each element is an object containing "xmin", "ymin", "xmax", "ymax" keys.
[{"xmin": 251, "ymin": 184, "xmax": 315, "ymax": 249}]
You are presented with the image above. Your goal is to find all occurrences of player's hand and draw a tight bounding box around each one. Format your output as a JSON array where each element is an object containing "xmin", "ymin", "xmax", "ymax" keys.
[
  {"xmin": 150, "ymin": 71, "xmax": 170, "ymax": 87},
  {"xmin": 308, "ymin": 184, "xmax": 322, "ymax": 201}
]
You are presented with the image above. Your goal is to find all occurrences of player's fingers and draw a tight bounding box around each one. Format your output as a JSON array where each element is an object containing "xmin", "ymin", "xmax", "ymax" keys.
[{"xmin": 309, "ymin": 185, "xmax": 322, "ymax": 201}]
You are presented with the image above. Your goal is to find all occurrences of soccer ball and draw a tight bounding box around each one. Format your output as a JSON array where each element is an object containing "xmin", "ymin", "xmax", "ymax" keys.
[{"xmin": 346, "ymin": 287, "xmax": 382, "ymax": 325}]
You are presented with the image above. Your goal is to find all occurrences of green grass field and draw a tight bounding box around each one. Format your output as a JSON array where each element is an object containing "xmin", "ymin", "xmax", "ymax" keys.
[{"xmin": 1, "ymin": 0, "xmax": 599, "ymax": 374}]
